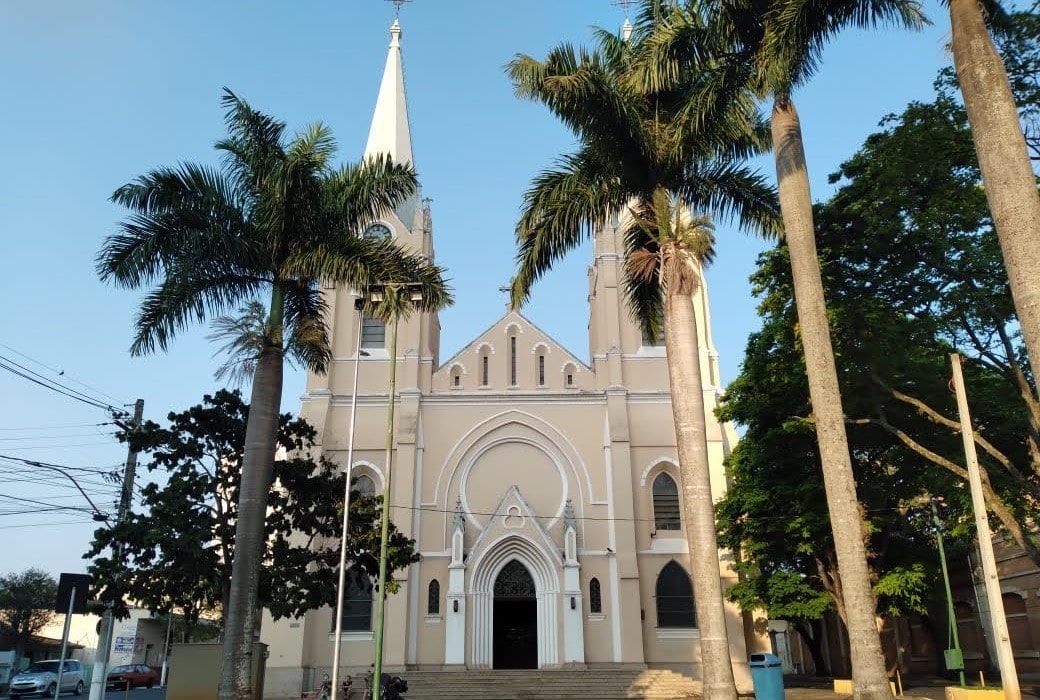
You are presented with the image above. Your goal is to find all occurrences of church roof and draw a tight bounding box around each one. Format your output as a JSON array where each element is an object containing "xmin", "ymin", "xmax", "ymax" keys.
[{"xmin": 364, "ymin": 19, "xmax": 413, "ymax": 167}]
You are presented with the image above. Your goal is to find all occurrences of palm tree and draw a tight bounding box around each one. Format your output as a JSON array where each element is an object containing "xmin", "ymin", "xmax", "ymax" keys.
[
  {"xmin": 948, "ymin": 0, "xmax": 1040, "ymax": 391},
  {"xmin": 97, "ymin": 90, "xmax": 451, "ymax": 700},
  {"xmin": 638, "ymin": 3, "xmax": 925, "ymax": 699},
  {"xmin": 508, "ymin": 20, "xmax": 779, "ymax": 700}
]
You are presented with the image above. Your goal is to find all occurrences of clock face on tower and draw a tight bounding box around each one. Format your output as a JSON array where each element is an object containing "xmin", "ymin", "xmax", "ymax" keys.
[{"xmin": 363, "ymin": 223, "xmax": 392, "ymax": 241}]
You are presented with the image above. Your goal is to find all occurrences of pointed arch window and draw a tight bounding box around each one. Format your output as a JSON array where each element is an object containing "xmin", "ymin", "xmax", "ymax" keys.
[
  {"xmin": 589, "ymin": 578, "xmax": 602, "ymax": 614},
  {"xmin": 652, "ymin": 472, "xmax": 681, "ymax": 531},
  {"xmin": 353, "ymin": 474, "xmax": 376, "ymax": 499},
  {"xmin": 656, "ymin": 561, "xmax": 695, "ymax": 628},
  {"xmin": 480, "ymin": 349, "xmax": 490, "ymax": 387},
  {"xmin": 339, "ymin": 573, "xmax": 374, "ymax": 631},
  {"xmin": 428, "ymin": 579, "xmax": 440, "ymax": 615},
  {"xmin": 509, "ymin": 335, "xmax": 518, "ymax": 386}
]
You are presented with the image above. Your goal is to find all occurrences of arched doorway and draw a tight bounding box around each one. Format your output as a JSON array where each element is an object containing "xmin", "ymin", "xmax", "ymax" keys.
[{"xmin": 493, "ymin": 560, "xmax": 538, "ymax": 669}]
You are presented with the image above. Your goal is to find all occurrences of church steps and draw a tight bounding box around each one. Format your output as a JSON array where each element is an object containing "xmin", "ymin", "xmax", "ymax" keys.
[{"xmin": 393, "ymin": 669, "xmax": 702, "ymax": 700}]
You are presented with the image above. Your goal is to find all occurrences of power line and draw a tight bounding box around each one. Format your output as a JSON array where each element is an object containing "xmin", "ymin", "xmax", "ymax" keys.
[
  {"xmin": 0, "ymin": 342, "xmax": 126, "ymax": 405},
  {"xmin": 0, "ymin": 352, "xmax": 124, "ymax": 414},
  {"xmin": 0, "ymin": 519, "xmax": 95, "ymax": 530},
  {"xmin": 0, "ymin": 422, "xmax": 114, "ymax": 432}
]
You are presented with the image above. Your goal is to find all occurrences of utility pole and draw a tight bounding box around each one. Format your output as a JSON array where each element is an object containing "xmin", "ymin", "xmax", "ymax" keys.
[
  {"xmin": 950, "ymin": 355, "xmax": 1020, "ymax": 699},
  {"xmin": 88, "ymin": 399, "xmax": 143, "ymax": 700}
]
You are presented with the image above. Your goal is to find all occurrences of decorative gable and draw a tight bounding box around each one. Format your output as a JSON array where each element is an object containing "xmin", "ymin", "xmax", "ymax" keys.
[{"xmin": 432, "ymin": 311, "xmax": 591, "ymax": 392}]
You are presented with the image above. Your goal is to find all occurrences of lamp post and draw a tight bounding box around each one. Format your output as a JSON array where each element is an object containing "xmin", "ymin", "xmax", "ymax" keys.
[
  {"xmin": 331, "ymin": 297, "xmax": 369, "ymax": 700},
  {"xmin": 370, "ymin": 283, "xmax": 422, "ymax": 700},
  {"xmin": 931, "ymin": 496, "xmax": 966, "ymax": 687}
]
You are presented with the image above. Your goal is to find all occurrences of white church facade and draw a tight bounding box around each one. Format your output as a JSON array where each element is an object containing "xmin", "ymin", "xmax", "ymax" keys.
[{"xmin": 260, "ymin": 19, "xmax": 763, "ymax": 696}]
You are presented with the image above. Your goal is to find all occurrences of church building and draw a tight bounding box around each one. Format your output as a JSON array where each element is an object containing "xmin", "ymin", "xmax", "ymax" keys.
[{"xmin": 261, "ymin": 17, "xmax": 762, "ymax": 696}]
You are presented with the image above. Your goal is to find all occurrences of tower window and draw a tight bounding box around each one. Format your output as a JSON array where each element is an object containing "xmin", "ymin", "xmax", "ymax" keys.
[
  {"xmin": 589, "ymin": 578, "xmax": 602, "ymax": 614},
  {"xmin": 510, "ymin": 336, "xmax": 517, "ymax": 386},
  {"xmin": 652, "ymin": 472, "xmax": 681, "ymax": 531},
  {"xmin": 428, "ymin": 579, "xmax": 440, "ymax": 615},
  {"xmin": 360, "ymin": 313, "xmax": 385, "ymax": 348},
  {"xmin": 656, "ymin": 561, "xmax": 695, "ymax": 628}
]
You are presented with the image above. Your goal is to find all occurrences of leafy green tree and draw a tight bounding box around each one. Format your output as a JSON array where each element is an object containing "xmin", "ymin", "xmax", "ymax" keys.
[
  {"xmin": 507, "ymin": 10, "xmax": 779, "ymax": 697},
  {"xmin": 96, "ymin": 90, "xmax": 450, "ymax": 700},
  {"xmin": 719, "ymin": 64, "xmax": 1040, "ymax": 676},
  {"xmin": 0, "ymin": 569, "xmax": 57, "ymax": 672},
  {"xmin": 85, "ymin": 390, "xmax": 418, "ymax": 639}
]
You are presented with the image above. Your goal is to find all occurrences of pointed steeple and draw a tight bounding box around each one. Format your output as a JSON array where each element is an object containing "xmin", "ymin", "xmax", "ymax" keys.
[{"xmin": 364, "ymin": 19, "xmax": 414, "ymax": 167}]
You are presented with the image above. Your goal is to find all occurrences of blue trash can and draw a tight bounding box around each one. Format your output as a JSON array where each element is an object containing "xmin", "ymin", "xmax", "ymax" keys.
[{"xmin": 748, "ymin": 653, "xmax": 784, "ymax": 700}]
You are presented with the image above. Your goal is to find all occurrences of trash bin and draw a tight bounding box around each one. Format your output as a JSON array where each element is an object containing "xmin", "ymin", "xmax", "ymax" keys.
[{"xmin": 748, "ymin": 653, "xmax": 784, "ymax": 700}]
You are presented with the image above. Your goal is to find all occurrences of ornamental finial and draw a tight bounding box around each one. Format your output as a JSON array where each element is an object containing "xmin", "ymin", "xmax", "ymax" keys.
[
  {"xmin": 453, "ymin": 497, "xmax": 465, "ymax": 532},
  {"xmin": 564, "ymin": 499, "xmax": 576, "ymax": 530}
]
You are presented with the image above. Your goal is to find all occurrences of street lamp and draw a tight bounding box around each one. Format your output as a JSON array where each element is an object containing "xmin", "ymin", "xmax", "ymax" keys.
[
  {"xmin": 930, "ymin": 496, "xmax": 966, "ymax": 687},
  {"xmin": 331, "ymin": 297, "xmax": 370, "ymax": 700},
  {"xmin": 369, "ymin": 283, "xmax": 422, "ymax": 700}
]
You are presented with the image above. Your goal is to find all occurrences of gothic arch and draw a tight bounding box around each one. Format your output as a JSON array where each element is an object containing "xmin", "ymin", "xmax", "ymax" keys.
[{"xmin": 469, "ymin": 534, "xmax": 561, "ymax": 668}]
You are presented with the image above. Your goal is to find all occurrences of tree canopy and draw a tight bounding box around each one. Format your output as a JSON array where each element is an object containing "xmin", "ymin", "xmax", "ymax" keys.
[
  {"xmin": 718, "ymin": 46, "xmax": 1040, "ymax": 666},
  {"xmin": 84, "ymin": 390, "xmax": 417, "ymax": 633},
  {"xmin": 0, "ymin": 569, "xmax": 57, "ymax": 669}
]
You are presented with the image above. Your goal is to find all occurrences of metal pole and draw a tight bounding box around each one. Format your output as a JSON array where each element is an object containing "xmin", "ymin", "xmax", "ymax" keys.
[
  {"xmin": 371, "ymin": 312, "xmax": 400, "ymax": 700},
  {"xmin": 89, "ymin": 399, "xmax": 144, "ymax": 700},
  {"xmin": 54, "ymin": 586, "xmax": 76, "ymax": 700},
  {"xmin": 950, "ymin": 354, "xmax": 1020, "ymax": 699},
  {"xmin": 331, "ymin": 299, "xmax": 366, "ymax": 700},
  {"xmin": 160, "ymin": 613, "xmax": 173, "ymax": 686},
  {"xmin": 931, "ymin": 499, "xmax": 966, "ymax": 687}
]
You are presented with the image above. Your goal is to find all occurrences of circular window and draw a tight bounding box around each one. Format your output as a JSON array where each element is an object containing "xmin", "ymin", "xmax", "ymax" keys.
[{"xmin": 363, "ymin": 223, "xmax": 392, "ymax": 241}]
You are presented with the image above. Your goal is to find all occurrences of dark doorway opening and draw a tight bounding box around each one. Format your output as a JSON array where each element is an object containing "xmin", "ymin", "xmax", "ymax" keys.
[{"xmin": 492, "ymin": 560, "xmax": 538, "ymax": 669}]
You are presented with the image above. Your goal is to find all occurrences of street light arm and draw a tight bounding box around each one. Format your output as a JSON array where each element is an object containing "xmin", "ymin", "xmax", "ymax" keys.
[{"xmin": 24, "ymin": 459, "xmax": 110, "ymax": 523}]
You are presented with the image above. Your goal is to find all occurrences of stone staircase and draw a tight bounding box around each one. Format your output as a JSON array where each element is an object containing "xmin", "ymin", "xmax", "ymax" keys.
[{"xmin": 396, "ymin": 668, "xmax": 702, "ymax": 700}]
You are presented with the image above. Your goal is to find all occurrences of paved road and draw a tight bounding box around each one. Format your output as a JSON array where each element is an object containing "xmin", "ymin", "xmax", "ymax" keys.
[{"xmin": 5, "ymin": 688, "xmax": 166, "ymax": 700}]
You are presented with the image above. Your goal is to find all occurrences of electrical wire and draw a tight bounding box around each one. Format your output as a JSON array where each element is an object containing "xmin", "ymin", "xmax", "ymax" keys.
[
  {"xmin": 0, "ymin": 342, "xmax": 127, "ymax": 405},
  {"xmin": 0, "ymin": 352, "xmax": 123, "ymax": 414}
]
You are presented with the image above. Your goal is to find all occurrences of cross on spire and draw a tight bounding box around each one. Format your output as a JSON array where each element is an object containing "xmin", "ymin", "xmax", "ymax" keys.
[
  {"xmin": 612, "ymin": 0, "xmax": 636, "ymax": 19},
  {"xmin": 386, "ymin": 0, "xmax": 411, "ymax": 18}
]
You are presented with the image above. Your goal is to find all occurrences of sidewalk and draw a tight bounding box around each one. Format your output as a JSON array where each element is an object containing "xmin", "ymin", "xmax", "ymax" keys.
[{"xmin": 780, "ymin": 676, "xmax": 1040, "ymax": 700}]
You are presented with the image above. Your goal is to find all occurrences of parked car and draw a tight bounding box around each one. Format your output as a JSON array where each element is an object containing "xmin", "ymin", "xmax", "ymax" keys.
[
  {"xmin": 9, "ymin": 659, "xmax": 84, "ymax": 697},
  {"xmin": 105, "ymin": 664, "xmax": 160, "ymax": 689}
]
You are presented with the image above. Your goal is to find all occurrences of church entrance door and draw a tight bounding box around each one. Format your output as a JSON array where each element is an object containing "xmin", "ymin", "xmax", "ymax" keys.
[{"xmin": 492, "ymin": 560, "xmax": 538, "ymax": 669}]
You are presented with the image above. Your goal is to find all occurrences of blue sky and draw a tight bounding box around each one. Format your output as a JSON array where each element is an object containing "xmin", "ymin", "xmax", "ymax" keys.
[{"xmin": 0, "ymin": 1, "xmax": 953, "ymax": 578}]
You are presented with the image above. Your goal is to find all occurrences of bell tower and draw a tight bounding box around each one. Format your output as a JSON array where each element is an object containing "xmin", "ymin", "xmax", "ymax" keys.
[{"xmin": 301, "ymin": 16, "xmax": 440, "ymax": 459}]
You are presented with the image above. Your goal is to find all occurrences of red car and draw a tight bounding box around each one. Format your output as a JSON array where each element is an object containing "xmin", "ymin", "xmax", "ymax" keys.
[{"xmin": 105, "ymin": 664, "xmax": 160, "ymax": 689}]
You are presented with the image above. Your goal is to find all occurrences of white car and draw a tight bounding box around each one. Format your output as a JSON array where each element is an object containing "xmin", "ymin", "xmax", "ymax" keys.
[{"xmin": 9, "ymin": 660, "xmax": 84, "ymax": 697}]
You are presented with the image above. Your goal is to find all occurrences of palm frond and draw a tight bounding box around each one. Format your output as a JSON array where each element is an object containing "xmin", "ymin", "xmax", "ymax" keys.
[
  {"xmin": 512, "ymin": 151, "xmax": 629, "ymax": 307},
  {"xmin": 207, "ymin": 301, "xmax": 269, "ymax": 387},
  {"xmin": 129, "ymin": 270, "xmax": 266, "ymax": 356},
  {"xmin": 680, "ymin": 159, "xmax": 782, "ymax": 237}
]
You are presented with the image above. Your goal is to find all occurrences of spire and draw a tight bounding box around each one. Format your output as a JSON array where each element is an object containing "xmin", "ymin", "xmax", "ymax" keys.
[{"xmin": 364, "ymin": 18, "xmax": 413, "ymax": 167}]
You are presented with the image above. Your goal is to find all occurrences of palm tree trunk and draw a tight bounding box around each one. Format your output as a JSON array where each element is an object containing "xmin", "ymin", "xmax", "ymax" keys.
[
  {"xmin": 219, "ymin": 289, "xmax": 285, "ymax": 700},
  {"xmin": 951, "ymin": 0, "xmax": 1040, "ymax": 393},
  {"xmin": 663, "ymin": 255, "xmax": 737, "ymax": 700},
  {"xmin": 771, "ymin": 95, "xmax": 892, "ymax": 700}
]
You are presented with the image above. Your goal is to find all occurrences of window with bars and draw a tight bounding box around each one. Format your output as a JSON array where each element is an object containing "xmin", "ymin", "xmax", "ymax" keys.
[
  {"xmin": 510, "ymin": 336, "xmax": 517, "ymax": 385},
  {"xmin": 589, "ymin": 578, "xmax": 602, "ymax": 614},
  {"xmin": 656, "ymin": 561, "xmax": 695, "ymax": 628},
  {"xmin": 428, "ymin": 579, "xmax": 440, "ymax": 615},
  {"xmin": 652, "ymin": 473, "xmax": 681, "ymax": 531},
  {"xmin": 360, "ymin": 313, "xmax": 385, "ymax": 348}
]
